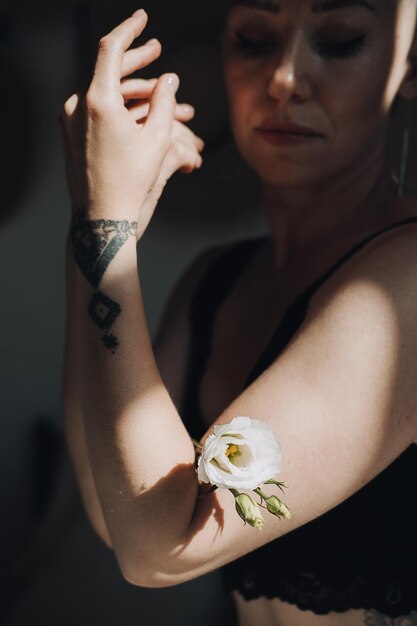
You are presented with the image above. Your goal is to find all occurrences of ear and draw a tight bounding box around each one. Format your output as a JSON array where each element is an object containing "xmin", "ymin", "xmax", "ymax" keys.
[{"xmin": 399, "ymin": 27, "xmax": 417, "ymax": 100}]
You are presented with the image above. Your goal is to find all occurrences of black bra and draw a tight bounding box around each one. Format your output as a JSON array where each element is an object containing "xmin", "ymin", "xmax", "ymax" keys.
[{"xmin": 181, "ymin": 216, "xmax": 417, "ymax": 617}]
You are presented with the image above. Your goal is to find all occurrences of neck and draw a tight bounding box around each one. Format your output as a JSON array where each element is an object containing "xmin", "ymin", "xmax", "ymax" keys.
[{"xmin": 262, "ymin": 150, "xmax": 399, "ymax": 271}]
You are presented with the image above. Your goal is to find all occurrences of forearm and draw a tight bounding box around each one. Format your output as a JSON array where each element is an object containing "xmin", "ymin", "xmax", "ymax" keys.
[
  {"xmin": 63, "ymin": 405, "xmax": 112, "ymax": 547},
  {"xmin": 60, "ymin": 10, "xmax": 206, "ymax": 583},
  {"xmin": 64, "ymin": 221, "xmax": 197, "ymax": 582},
  {"xmin": 63, "ymin": 240, "xmax": 112, "ymax": 546}
]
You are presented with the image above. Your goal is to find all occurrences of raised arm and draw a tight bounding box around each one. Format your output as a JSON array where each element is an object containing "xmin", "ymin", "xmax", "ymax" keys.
[
  {"xmin": 61, "ymin": 9, "xmax": 204, "ymax": 547},
  {"xmin": 63, "ymin": 238, "xmax": 224, "ymax": 547},
  {"xmin": 61, "ymin": 10, "xmax": 417, "ymax": 589}
]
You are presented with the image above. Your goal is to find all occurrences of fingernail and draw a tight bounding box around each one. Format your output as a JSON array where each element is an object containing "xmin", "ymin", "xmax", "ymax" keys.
[
  {"xmin": 132, "ymin": 9, "xmax": 145, "ymax": 17},
  {"xmin": 166, "ymin": 74, "xmax": 180, "ymax": 91},
  {"xmin": 180, "ymin": 104, "xmax": 194, "ymax": 114},
  {"xmin": 146, "ymin": 38, "xmax": 159, "ymax": 47}
]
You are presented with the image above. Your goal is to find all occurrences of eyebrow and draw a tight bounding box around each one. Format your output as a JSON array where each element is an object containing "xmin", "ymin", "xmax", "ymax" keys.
[
  {"xmin": 312, "ymin": 0, "xmax": 376, "ymax": 13},
  {"xmin": 230, "ymin": 0, "xmax": 377, "ymax": 14},
  {"xmin": 230, "ymin": 0, "xmax": 280, "ymax": 12}
]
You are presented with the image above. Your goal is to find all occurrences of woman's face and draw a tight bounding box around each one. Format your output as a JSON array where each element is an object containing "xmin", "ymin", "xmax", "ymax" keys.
[{"xmin": 222, "ymin": 0, "xmax": 417, "ymax": 188}]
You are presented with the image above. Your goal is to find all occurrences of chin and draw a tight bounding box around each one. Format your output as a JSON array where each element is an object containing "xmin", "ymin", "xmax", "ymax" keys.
[
  {"xmin": 248, "ymin": 158, "xmax": 326, "ymax": 189},
  {"xmin": 236, "ymin": 139, "xmax": 329, "ymax": 188}
]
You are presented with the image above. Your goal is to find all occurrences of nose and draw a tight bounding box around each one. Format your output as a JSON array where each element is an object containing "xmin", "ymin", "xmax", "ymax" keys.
[{"xmin": 267, "ymin": 31, "xmax": 313, "ymax": 104}]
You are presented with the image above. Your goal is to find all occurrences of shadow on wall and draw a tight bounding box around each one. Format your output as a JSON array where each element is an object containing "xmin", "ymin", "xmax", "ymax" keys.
[{"xmin": 0, "ymin": 12, "xmax": 37, "ymax": 225}]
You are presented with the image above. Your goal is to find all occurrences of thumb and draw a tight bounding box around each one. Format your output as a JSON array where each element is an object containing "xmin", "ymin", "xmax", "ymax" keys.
[{"xmin": 145, "ymin": 73, "xmax": 179, "ymax": 140}]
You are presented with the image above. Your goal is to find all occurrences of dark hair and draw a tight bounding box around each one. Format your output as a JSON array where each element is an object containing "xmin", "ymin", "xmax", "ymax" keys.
[{"xmin": 222, "ymin": 0, "xmax": 281, "ymax": 10}]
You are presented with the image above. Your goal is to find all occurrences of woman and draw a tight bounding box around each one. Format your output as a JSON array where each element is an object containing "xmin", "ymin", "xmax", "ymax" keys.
[{"xmin": 61, "ymin": 1, "xmax": 417, "ymax": 624}]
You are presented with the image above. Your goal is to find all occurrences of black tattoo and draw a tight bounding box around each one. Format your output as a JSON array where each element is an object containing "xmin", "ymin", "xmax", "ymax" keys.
[
  {"xmin": 102, "ymin": 332, "xmax": 119, "ymax": 355},
  {"xmin": 87, "ymin": 291, "xmax": 122, "ymax": 354},
  {"xmin": 364, "ymin": 610, "xmax": 417, "ymax": 625},
  {"xmin": 88, "ymin": 291, "xmax": 122, "ymax": 330},
  {"xmin": 70, "ymin": 210, "xmax": 136, "ymax": 354},
  {"xmin": 71, "ymin": 209, "xmax": 137, "ymax": 288}
]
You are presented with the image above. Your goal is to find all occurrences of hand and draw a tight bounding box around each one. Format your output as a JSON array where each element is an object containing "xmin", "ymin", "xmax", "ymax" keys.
[
  {"xmin": 122, "ymin": 80, "xmax": 204, "ymax": 239},
  {"xmin": 60, "ymin": 9, "xmax": 204, "ymax": 239}
]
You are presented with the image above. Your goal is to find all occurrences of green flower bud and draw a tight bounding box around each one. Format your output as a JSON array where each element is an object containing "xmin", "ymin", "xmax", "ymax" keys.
[
  {"xmin": 234, "ymin": 492, "xmax": 264, "ymax": 530},
  {"xmin": 265, "ymin": 495, "xmax": 291, "ymax": 520}
]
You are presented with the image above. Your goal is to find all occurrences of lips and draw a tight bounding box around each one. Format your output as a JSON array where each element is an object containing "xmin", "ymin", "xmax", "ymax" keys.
[{"xmin": 257, "ymin": 120, "xmax": 322, "ymax": 137}]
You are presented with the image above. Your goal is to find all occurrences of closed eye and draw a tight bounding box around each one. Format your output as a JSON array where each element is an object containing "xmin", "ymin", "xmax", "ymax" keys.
[
  {"xmin": 315, "ymin": 33, "xmax": 367, "ymax": 58},
  {"xmin": 235, "ymin": 31, "xmax": 276, "ymax": 55}
]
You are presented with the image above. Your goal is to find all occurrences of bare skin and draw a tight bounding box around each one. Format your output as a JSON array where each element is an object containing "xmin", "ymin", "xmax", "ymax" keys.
[
  {"xmin": 60, "ymin": 1, "xmax": 417, "ymax": 625},
  {"xmin": 157, "ymin": 190, "xmax": 417, "ymax": 626}
]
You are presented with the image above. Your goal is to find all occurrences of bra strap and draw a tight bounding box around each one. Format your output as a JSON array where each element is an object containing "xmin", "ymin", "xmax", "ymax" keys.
[
  {"xmin": 182, "ymin": 237, "xmax": 265, "ymax": 437},
  {"xmin": 245, "ymin": 215, "xmax": 417, "ymax": 388}
]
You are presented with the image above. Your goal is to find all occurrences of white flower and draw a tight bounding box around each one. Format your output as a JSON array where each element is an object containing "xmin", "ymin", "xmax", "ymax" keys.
[
  {"xmin": 234, "ymin": 492, "xmax": 264, "ymax": 529},
  {"xmin": 262, "ymin": 493, "xmax": 291, "ymax": 520},
  {"xmin": 196, "ymin": 416, "xmax": 282, "ymax": 490}
]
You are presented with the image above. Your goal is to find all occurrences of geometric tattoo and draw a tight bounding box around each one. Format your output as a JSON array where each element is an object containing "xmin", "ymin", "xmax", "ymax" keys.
[
  {"xmin": 70, "ymin": 209, "xmax": 137, "ymax": 354},
  {"xmin": 102, "ymin": 332, "xmax": 120, "ymax": 355},
  {"xmin": 88, "ymin": 291, "xmax": 121, "ymax": 330},
  {"xmin": 70, "ymin": 209, "xmax": 137, "ymax": 288},
  {"xmin": 364, "ymin": 609, "xmax": 417, "ymax": 625},
  {"xmin": 88, "ymin": 292, "xmax": 122, "ymax": 355}
]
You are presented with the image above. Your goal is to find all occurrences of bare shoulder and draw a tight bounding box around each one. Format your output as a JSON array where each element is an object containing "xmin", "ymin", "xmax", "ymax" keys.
[
  {"xmin": 358, "ymin": 213, "xmax": 417, "ymax": 275},
  {"xmin": 276, "ymin": 214, "xmax": 417, "ymax": 455},
  {"xmin": 309, "ymin": 215, "xmax": 417, "ymax": 320},
  {"xmin": 301, "ymin": 216, "xmax": 417, "ymax": 434},
  {"xmin": 154, "ymin": 242, "xmax": 229, "ymax": 407}
]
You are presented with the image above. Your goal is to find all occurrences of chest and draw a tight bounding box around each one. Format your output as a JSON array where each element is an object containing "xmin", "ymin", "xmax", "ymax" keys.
[{"xmin": 197, "ymin": 273, "xmax": 287, "ymax": 428}]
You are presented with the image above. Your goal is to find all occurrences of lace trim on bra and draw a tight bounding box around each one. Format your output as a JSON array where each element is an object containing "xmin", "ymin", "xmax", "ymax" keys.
[{"xmin": 224, "ymin": 568, "xmax": 417, "ymax": 618}]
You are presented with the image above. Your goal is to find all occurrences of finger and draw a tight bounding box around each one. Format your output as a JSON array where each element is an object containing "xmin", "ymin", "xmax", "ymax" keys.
[
  {"xmin": 163, "ymin": 142, "xmax": 202, "ymax": 179},
  {"xmin": 171, "ymin": 119, "xmax": 205, "ymax": 151},
  {"xmin": 90, "ymin": 10, "xmax": 148, "ymax": 98},
  {"xmin": 174, "ymin": 104, "xmax": 196, "ymax": 122},
  {"xmin": 61, "ymin": 93, "xmax": 83, "ymax": 142},
  {"xmin": 126, "ymin": 100, "xmax": 150, "ymax": 121},
  {"xmin": 127, "ymin": 101, "xmax": 195, "ymax": 123},
  {"xmin": 177, "ymin": 145, "xmax": 203, "ymax": 173},
  {"xmin": 186, "ymin": 128, "xmax": 204, "ymax": 152},
  {"xmin": 196, "ymin": 135, "xmax": 205, "ymax": 152},
  {"xmin": 63, "ymin": 92, "xmax": 81, "ymax": 119},
  {"xmin": 121, "ymin": 77, "xmax": 158, "ymax": 100},
  {"xmin": 121, "ymin": 39, "xmax": 161, "ymax": 78},
  {"xmin": 179, "ymin": 157, "xmax": 203, "ymax": 174},
  {"xmin": 144, "ymin": 73, "xmax": 180, "ymax": 144},
  {"xmin": 59, "ymin": 105, "xmax": 82, "ymax": 208}
]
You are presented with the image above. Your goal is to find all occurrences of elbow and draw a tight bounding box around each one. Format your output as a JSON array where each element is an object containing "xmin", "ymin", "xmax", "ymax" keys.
[
  {"xmin": 119, "ymin": 567, "xmax": 168, "ymax": 589},
  {"xmin": 118, "ymin": 556, "xmax": 187, "ymax": 589},
  {"xmin": 122, "ymin": 571, "xmax": 172, "ymax": 589}
]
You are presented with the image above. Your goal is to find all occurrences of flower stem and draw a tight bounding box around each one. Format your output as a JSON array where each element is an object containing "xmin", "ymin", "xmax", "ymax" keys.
[
  {"xmin": 198, "ymin": 484, "xmax": 218, "ymax": 498},
  {"xmin": 264, "ymin": 479, "xmax": 287, "ymax": 493},
  {"xmin": 253, "ymin": 487, "xmax": 268, "ymax": 502}
]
